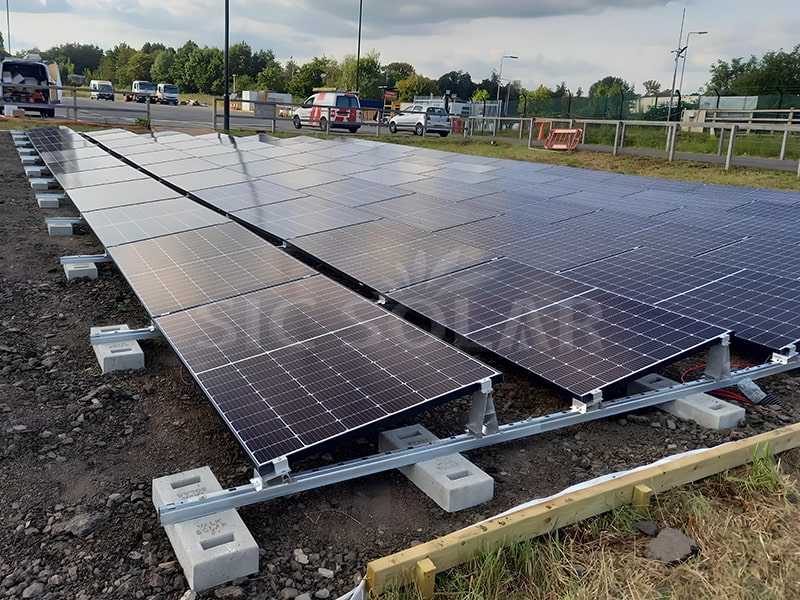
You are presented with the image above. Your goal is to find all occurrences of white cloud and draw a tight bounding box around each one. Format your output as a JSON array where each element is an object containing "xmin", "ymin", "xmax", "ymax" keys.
[{"xmin": 5, "ymin": 0, "xmax": 798, "ymax": 95}]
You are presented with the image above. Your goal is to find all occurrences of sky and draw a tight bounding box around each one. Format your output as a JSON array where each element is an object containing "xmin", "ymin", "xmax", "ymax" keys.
[{"xmin": 5, "ymin": 0, "xmax": 800, "ymax": 95}]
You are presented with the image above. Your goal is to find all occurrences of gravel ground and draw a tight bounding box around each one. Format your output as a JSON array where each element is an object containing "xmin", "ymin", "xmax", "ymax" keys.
[{"xmin": 1, "ymin": 129, "xmax": 799, "ymax": 600}]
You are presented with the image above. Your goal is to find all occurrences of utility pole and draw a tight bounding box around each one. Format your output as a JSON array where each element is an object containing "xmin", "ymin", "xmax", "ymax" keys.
[{"xmin": 666, "ymin": 8, "xmax": 686, "ymax": 122}]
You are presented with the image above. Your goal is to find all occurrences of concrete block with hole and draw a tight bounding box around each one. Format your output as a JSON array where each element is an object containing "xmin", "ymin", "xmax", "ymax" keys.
[
  {"xmin": 64, "ymin": 262, "xmax": 98, "ymax": 281},
  {"xmin": 152, "ymin": 466, "xmax": 259, "ymax": 591},
  {"xmin": 628, "ymin": 374, "xmax": 745, "ymax": 430},
  {"xmin": 90, "ymin": 325, "xmax": 145, "ymax": 373},
  {"xmin": 47, "ymin": 222, "xmax": 73, "ymax": 236},
  {"xmin": 379, "ymin": 424, "xmax": 494, "ymax": 512}
]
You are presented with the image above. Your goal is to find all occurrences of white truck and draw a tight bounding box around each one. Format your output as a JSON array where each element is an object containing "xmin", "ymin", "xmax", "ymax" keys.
[
  {"xmin": 1, "ymin": 54, "xmax": 62, "ymax": 118},
  {"xmin": 155, "ymin": 83, "xmax": 179, "ymax": 105},
  {"xmin": 125, "ymin": 80, "xmax": 155, "ymax": 103}
]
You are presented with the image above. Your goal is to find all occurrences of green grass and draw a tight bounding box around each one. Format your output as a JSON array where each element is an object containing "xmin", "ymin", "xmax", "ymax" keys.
[{"xmin": 381, "ymin": 450, "xmax": 800, "ymax": 600}]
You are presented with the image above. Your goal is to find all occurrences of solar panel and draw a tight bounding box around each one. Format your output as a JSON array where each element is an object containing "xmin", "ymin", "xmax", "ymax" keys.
[
  {"xmin": 696, "ymin": 237, "xmax": 800, "ymax": 279},
  {"xmin": 233, "ymin": 195, "xmax": 379, "ymax": 240},
  {"xmin": 304, "ymin": 178, "xmax": 411, "ymax": 207},
  {"xmin": 66, "ymin": 178, "xmax": 182, "ymax": 212},
  {"xmin": 166, "ymin": 168, "xmax": 254, "ymax": 191},
  {"xmin": 225, "ymin": 159, "xmax": 302, "ymax": 178},
  {"xmin": 143, "ymin": 157, "xmax": 221, "ymax": 178},
  {"xmin": 561, "ymin": 247, "xmax": 743, "ymax": 303},
  {"xmin": 54, "ymin": 165, "xmax": 147, "ymax": 190},
  {"xmin": 501, "ymin": 229, "xmax": 637, "ymax": 272},
  {"xmin": 80, "ymin": 197, "xmax": 229, "ymax": 247},
  {"xmin": 107, "ymin": 223, "xmax": 315, "ymax": 316},
  {"xmin": 391, "ymin": 260, "xmax": 728, "ymax": 397},
  {"xmin": 155, "ymin": 276, "xmax": 500, "ymax": 470},
  {"xmin": 291, "ymin": 221, "xmax": 496, "ymax": 292},
  {"xmin": 44, "ymin": 154, "xmax": 124, "ymax": 175},
  {"xmin": 657, "ymin": 269, "xmax": 800, "ymax": 349},
  {"xmin": 192, "ymin": 179, "xmax": 307, "ymax": 212},
  {"xmin": 261, "ymin": 168, "xmax": 348, "ymax": 191}
]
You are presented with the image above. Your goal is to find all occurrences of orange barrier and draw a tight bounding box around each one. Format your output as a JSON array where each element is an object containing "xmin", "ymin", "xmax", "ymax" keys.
[{"xmin": 543, "ymin": 128, "xmax": 582, "ymax": 151}]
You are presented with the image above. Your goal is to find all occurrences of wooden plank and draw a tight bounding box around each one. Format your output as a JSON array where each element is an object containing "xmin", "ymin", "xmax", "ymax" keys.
[{"xmin": 366, "ymin": 422, "xmax": 800, "ymax": 596}]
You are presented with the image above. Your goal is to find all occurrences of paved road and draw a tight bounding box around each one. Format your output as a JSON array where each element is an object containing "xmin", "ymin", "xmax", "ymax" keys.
[{"xmin": 53, "ymin": 97, "xmax": 369, "ymax": 135}]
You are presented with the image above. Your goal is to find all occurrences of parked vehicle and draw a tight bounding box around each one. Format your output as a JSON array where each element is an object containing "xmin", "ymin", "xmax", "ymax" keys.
[
  {"xmin": 0, "ymin": 54, "xmax": 62, "ymax": 118},
  {"xmin": 293, "ymin": 91, "xmax": 361, "ymax": 133},
  {"xmin": 388, "ymin": 105, "xmax": 451, "ymax": 137},
  {"xmin": 125, "ymin": 80, "xmax": 155, "ymax": 103},
  {"xmin": 155, "ymin": 83, "xmax": 179, "ymax": 105},
  {"xmin": 89, "ymin": 79, "xmax": 114, "ymax": 101}
]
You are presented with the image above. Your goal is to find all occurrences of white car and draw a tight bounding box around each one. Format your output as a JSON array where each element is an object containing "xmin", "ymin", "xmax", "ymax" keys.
[{"xmin": 388, "ymin": 105, "xmax": 451, "ymax": 137}]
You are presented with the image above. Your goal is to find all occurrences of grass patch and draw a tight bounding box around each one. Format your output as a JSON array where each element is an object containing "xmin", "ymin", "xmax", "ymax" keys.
[{"xmin": 383, "ymin": 450, "xmax": 800, "ymax": 600}]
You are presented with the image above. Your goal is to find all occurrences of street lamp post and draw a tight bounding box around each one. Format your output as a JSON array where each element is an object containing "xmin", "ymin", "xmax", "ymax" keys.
[
  {"xmin": 496, "ymin": 55, "xmax": 518, "ymax": 117},
  {"xmin": 679, "ymin": 30, "xmax": 708, "ymax": 96},
  {"xmin": 223, "ymin": 0, "xmax": 230, "ymax": 131},
  {"xmin": 356, "ymin": 0, "xmax": 363, "ymax": 94}
]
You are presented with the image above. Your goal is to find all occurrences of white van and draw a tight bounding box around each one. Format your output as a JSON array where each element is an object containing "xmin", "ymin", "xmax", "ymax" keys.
[
  {"xmin": 89, "ymin": 80, "xmax": 114, "ymax": 101},
  {"xmin": 125, "ymin": 80, "xmax": 155, "ymax": 103},
  {"xmin": 155, "ymin": 83, "xmax": 179, "ymax": 105},
  {"xmin": 1, "ymin": 54, "xmax": 62, "ymax": 118}
]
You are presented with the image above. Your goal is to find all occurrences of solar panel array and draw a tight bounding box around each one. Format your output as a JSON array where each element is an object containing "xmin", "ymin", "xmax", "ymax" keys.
[
  {"xmin": 28, "ymin": 126, "xmax": 800, "ymax": 407},
  {"xmin": 25, "ymin": 127, "xmax": 501, "ymax": 474}
]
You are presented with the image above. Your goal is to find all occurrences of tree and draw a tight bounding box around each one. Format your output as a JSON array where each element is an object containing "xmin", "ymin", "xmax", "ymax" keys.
[
  {"xmin": 472, "ymin": 88, "xmax": 490, "ymax": 116},
  {"xmin": 707, "ymin": 45, "xmax": 800, "ymax": 95},
  {"xmin": 396, "ymin": 73, "xmax": 440, "ymax": 101},
  {"xmin": 436, "ymin": 70, "xmax": 477, "ymax": 100},
  {"xmin": 172, "ymin": 41, "xmax": 200, "ymax": 92},
  {"xmin": 256, "ymin": 60, "xmax": 288, "ymax": 92},
  {"xmin": 41, "ymin": 43, "xmax": 104, "ymax": 75},
  {"xmin": 704, "ymin": 57, "xmax": 754, "ymax": 95},
  {"xmin": 183, "ymin": 46, "xmax": 224, "ymax": 94},
  {"xmin": 121, "ymin": 51, "xmax": 155, "ymax": 84},
  {"xmin": 150, "ymin": 49, "xmax": 176, "ymax": 83},
  {"xmin": 288, "ymin": 56, "xmax": 335, "ymax": 98},
  {"xmin": 588, "ymin": 76, "xmax": 634, "ymax": 97},
  {"xmin": 96, "ymin": 43, "xmax": 136, "ymax": 86},
  {"xmin": 335, "ymin": 50, "xmax": 381, "ymax": 98},
  {"xmin": 642, "ymin": 80, "xmax": 662, "ymax": 95},
  {"xmin": 382, "ymin": 62, "xmax": 415, "ymax": 88}
]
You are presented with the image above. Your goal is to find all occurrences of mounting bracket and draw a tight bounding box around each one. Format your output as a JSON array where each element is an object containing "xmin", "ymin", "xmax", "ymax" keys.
[{"xmin": 467, "ymin": 378, "xmax": 498, "ymax": 437}]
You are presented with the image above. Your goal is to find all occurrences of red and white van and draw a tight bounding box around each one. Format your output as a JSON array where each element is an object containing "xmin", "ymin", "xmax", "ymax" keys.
[{"xmin": 292, "ymin": 91, "xmax": 361, "ymax": 133}]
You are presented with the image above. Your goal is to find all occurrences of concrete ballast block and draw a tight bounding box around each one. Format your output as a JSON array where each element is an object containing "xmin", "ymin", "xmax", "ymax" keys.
[
  {"xmin": 379, "ymin": 424, "xmax": 494, "ymax": 512},
  {"xmin": 38, "ymin": 197, "xmax": 60, "ymax": 209},
  {"xmin": 47, "ymin": 222, "xmax": 73, "ymax": 236},
  {"xmin": 30, "ymin": 178, "xmax": 54, "ymax": 191},
  {"xmin": 152, "ymin": 466, "xmax": 259, "ymax": 591},
  {"xmin": 90, "ymin": 325, "xmax": 145, "ymax": 373},
  {"xmin": 21, "ymin": 155, "xmax": 40, "ymax": 166},
  {"xmin": 64, "ymin": 262, "xmax": 98, "ymax": 280},
  {"xmin": 628, "ymin": 374, "xmax": 745, "ymax": 430},
  {"xmin": 25, "ymin": 166, "xmax": 49, "ymax": 178}
]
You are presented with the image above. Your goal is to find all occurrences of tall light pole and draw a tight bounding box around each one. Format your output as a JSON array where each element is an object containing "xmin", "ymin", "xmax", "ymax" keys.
[
  {"xmin": 666, "ymin": 8, "xmax": 686, "ymax": 122},
  {"xmin": 679, "ymin": 30, "xmax": 708, "ymax": 95},
  {"xmin": 356, "ymin": 0, "xmax": 363, "ymax": 94},
  {"xmin": 5, "ymin": 0, "xmax": 11, "ymax": 54},
  {"xmin": 223, "ymin": 0, "xmax": 230, "ymax": 131},
  {"xmin": 496, "ymin": 55, "xmax": 518, "ymax": 115}
]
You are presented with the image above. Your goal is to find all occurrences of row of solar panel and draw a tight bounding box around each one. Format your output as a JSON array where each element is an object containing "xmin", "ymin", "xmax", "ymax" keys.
[{"xmin": 25, "ymin": 127, "xmax": 501, "ymax": 476}]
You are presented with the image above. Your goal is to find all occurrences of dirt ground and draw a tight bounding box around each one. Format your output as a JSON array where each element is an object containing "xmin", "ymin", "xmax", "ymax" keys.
[{"xmin": 1, "ymin": 129, "xmax": 799, "ymax": 600}]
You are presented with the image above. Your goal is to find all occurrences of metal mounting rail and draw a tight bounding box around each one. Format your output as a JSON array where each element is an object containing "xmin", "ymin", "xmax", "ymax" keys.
[
  {"xmin": 90, "ymin": 325, "xmax": 161, "ymax": 345},
  {"xmin": 158, "ymin": 354, "xmax": 799, "ymax": 525},
  {"xmin": 60, "ymin": 253, "xmax": 114, "ymax": 265},
  {"xmin": 44, "ymin": 217, "xmax": 85, "ymax": 225}
]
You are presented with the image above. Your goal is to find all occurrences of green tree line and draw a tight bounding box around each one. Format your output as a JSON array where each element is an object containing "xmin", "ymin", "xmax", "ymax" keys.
[{"xmin": 11, "ymin": 39, "xmax": 800, "ymax": 108}]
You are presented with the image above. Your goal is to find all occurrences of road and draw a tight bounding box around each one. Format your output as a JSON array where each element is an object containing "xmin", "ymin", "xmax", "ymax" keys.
[{"xmin": 52, "ymin": 97, "xmax": 371, "ymax": 135}]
